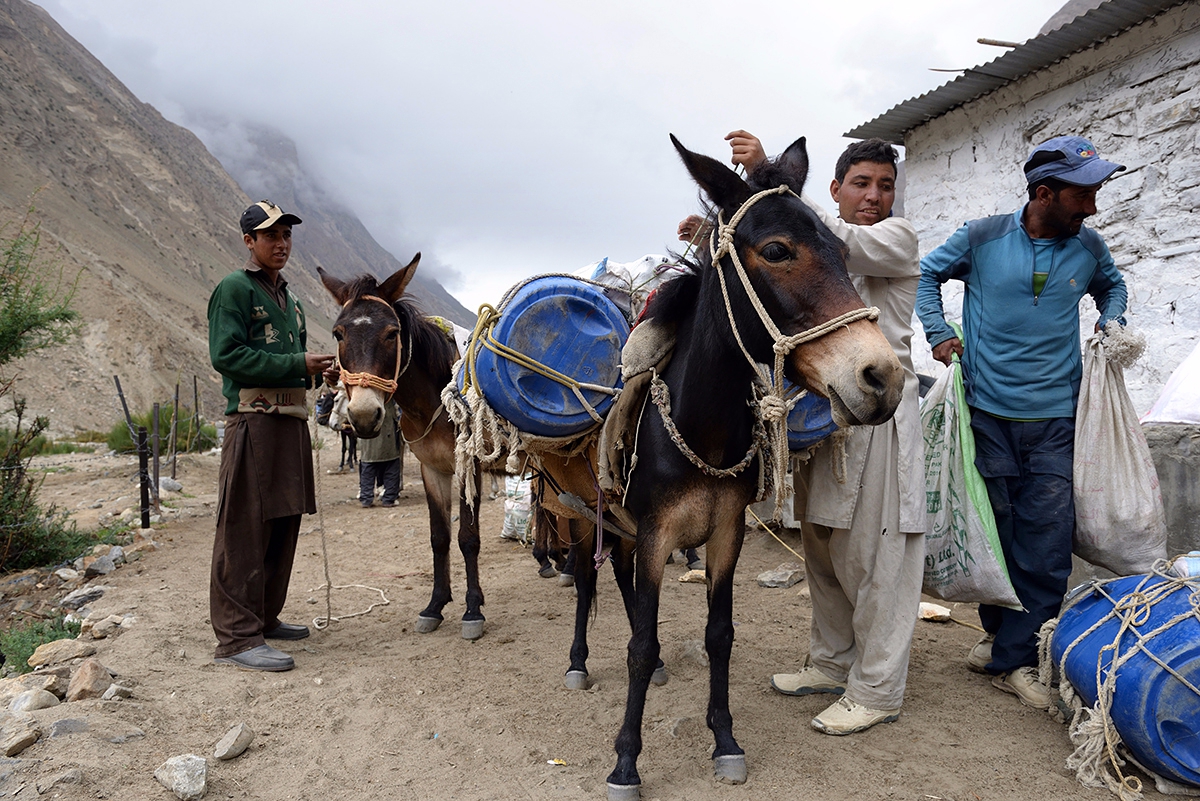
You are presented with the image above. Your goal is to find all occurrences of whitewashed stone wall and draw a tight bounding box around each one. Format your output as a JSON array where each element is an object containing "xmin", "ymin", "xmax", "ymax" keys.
[{"xmin": 902, "ymin": 1, "xmax": 1200, "ymax": 415}]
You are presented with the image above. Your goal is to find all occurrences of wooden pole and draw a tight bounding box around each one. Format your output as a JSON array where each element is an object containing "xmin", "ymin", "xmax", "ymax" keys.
[
  {"xmin": 171, "ymin": 383, "xmax": 180, "ymax": 479},
  {"xmin": 113, "ymin": 375, "xmax": 135, "ymax": 439},
  {"xmin": 151, "ymin": 402, "xmax": 160, "ymax": 509},
  {"xmin": 193, "ymin": 375, "xmax": 201, "ymax": 450},
  {"xmin": 138, "ymin": 426, "xmax": 150, "ymax": 529}
]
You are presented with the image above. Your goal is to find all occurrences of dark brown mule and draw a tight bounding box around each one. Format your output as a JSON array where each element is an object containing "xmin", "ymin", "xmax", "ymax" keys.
[
  {"xmin": 319, "ymin": 259, "xmax": 491, "ymax": 639},
  {"xmin": 318, "ymin": 262, "xmax": 651, "ymax": 687},
  {"xmin": 604, "ymin": 136, "xmax": 904, "ymax": 800}
]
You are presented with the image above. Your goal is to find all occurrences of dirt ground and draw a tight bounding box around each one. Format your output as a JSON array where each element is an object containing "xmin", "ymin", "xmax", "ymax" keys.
[{"xmin": 2, "ymin": 426, "xmax": 1167, "ymax": 801}]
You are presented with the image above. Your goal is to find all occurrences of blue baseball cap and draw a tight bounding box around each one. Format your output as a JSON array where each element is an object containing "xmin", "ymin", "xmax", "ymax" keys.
[{"xmin": 1024, "ymin": 136, "xmax": 1125, "ymax": 187}]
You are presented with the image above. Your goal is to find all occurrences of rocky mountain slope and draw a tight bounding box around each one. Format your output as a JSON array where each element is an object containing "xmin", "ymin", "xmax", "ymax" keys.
[{"xmin": 0, "ymin": 0, "xmax": 469, "ymax": 435}]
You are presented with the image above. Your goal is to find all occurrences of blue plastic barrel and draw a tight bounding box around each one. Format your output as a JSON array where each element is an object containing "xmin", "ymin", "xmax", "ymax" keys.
[
  {"xmin": 469, "ymin": 276, "xmax": 629, "ymax": 437},
  {"xmin": 1050, "ymin": 574, "xmax": 1200, "ymax": 787},
  {"xmin": 786, "ymin": 383, "xmax": 838, "ymax": 451}
]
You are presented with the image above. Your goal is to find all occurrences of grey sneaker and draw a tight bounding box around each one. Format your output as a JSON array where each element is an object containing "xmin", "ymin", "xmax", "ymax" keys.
[
  {"xmin": 967, "ymin": 633, "xmax": 995, "ymax": 674},
  {"xmin": 770, "ymin": 662, "xmax": 846, "ymax": 696},
  {"xmin": 811, "ymin": 696, "xmax": 900, "ymax": 736},
  {"xmin": 214, "ymin": 644, "xmax": 295, "ymax": 672},
  {"xmin": 992, "ymin": 666, "xmax": 1050, "ymax": 709}
]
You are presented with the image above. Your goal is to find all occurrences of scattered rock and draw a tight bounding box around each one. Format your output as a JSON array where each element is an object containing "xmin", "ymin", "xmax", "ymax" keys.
[
  {"xmin": 49, "ymin": 718, "xmax": 90, "ymax": 737},
  {"xmin": 678, "ymin": 569, "xmax": 706, "ymax": 583},
  {"xmin": 918, "ymin": 601, "xmax": 953, "ymax": 622},
  {"xmin": 84, "ymin": 555, "xmax": 116, "ymax": 578},
  {"xmin": 9, "ymin": 689, "xmax": 59, "ymax": 713},
  {"xmin": 680, "ymin": 639, "xmax": 709, "ymax": 668},
  {"xmin": 83, "ymin": 614, "xmax": 126, "ymax": 640},
  {"xmin": 27, "ymin": 638, "xmax": 95, "ymax": 669},
  {"xmin": 66, "ymin": 657, "xmax": 113, "ymax": 701},
  {"xmin": 0, "ymin": 714, "xmax": 40, "ymax": 756},
  {"xmin": 54, "ymin": 567, "xmax": 80, "ymax": 582},
  {"xmin": 36, "ymin": 768, "xmax": 83, "ymax": 794},
  {"xmin": 108, "ymin": 545, "xmax": 126, "ymax": 565},
  {"xmin": 756, "ymin": 563, "xmax": 806, "ymax": 589},
  {"xmin": 213, "ymin": 722, "xmax": 254, "ymax": 760},
  {"xmin": 154, "ymin": 754, "xmax": 207, "ymax": 801},
  {"xmin": 101, "ymin": 683, "xmax": 133, "ymax": 701},
  {"xmin": 160, "ymin": 476, "xmax": 183, "ymax": 493},
  {"xmin": 91, "ymin": 543, "xmax": 113, "ymax": 557},
  {"xmin": 61, "ymin": 585, "xmax": 106, "ymax": 610},
  {"xmin": 0, "ymin": 571, "xmax": 40, "ymax": 597}
]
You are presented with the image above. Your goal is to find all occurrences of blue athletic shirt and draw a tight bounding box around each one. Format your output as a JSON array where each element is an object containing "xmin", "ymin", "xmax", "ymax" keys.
[{"xmin": 917, "ymin": 206, "xmax": 1127, "ymax": 420}]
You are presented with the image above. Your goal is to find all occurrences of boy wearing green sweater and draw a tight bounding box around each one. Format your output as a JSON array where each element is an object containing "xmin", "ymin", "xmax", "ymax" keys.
[{"xmin": 207, "ymin": 200, "xmax": 334, "ymax": 671}]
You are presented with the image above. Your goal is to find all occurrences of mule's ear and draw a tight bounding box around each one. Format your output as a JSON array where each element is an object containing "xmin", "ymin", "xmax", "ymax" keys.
[
  {"xmin": 379, "ymin": 252, "xmax": 421, "ymax": 303},
  {"xmin": 318, "ymin": 266, "xmax": 350, "ymax": 305},
  {"xmin": 670, "ymin": 134, "xmax": 751, "ymax": 216},
  {"xmin": 775, "ymin": 136, "xmax": 809, "ymax": 193}
]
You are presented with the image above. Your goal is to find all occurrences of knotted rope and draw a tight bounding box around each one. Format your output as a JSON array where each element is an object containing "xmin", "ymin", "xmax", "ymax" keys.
[
  {"xmin": 338, "ymin": 294, "xmax": 409, "ymax": 399},
  {"xmin": 700, "ymin": 184, "xmax": 879, "ymax": 514},
  {"xmin": 1039, "ymin": 562, "xmax": 1200, "ymax": 800}
]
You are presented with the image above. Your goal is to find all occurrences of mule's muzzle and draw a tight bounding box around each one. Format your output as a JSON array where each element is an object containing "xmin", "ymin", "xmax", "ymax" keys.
[{"xmin": 826, "ymin": 356, "xmax": 903, "ymax": 427}]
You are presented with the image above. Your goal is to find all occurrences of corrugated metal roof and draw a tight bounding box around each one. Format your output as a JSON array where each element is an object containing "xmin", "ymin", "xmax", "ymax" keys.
[{"xmin": 845, "ymin": 0, "xmax": 1189, "ymax": 144}]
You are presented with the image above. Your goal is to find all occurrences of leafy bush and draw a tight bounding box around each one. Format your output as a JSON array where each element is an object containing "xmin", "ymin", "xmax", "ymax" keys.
[
  {"xmin": 0, "ymin": 428, "xmax": 93, "ymax": 458},
  {"xmin": 0, "ymin": 615, "xmax": 82, "ymax": 674},
  {"xmin": 107, "ymin": 405, "xmax": 216, "ymax": 453}
]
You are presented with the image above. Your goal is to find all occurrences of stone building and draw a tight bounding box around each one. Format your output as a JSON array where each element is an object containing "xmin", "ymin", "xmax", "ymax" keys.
[{"xmin": 848, "ymin": 0, "xmax": 1199, "ymax": 556}]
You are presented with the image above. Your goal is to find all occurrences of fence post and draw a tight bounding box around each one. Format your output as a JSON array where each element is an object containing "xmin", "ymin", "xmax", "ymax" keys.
[
  {"xmin": 151, "ymin": 403, "xmax": 160, "ymax": 509},
  {"xmin": 113, "ymin": 375, "xmax": 135, "ymax": 438},
  {"xmin": 171, "ymin": 383, "xmax": 180, "ymax": 479},
  {"xmin": 138, "ymin": 426, "xmax": 150, "ymax": 529},
  {"xmin": 193, "ymin": 375, "xmax": 201, "ymax": 450}
]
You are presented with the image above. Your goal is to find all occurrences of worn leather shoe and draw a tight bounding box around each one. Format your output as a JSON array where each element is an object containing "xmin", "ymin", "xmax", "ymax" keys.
[
  {"xmin": 967, "ymin": 633, "xmax": 995, "ymax": 674},
  {"xmin": 992, "ymin": 666, "xmax": 1051, "ymax": 709},
  {"xmin": 770, "ymin": 662, "xmax": 846, "ymax": 696},
  {"xmin": 264, "ymin": 622, "xmax": 310, "ymax": 640},
  {"xmin": 214, "ymin": 644, "xmax": 294, "ymax": 672},
  {"xmin": 811, "ymin": 696, "xmax": 900, "ymax": 736}
]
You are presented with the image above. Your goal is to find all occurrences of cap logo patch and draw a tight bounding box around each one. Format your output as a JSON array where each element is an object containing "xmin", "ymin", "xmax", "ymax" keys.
[{"xmin": 1076, "ymin": 148, "xmax": 1096, "ymax": 158}]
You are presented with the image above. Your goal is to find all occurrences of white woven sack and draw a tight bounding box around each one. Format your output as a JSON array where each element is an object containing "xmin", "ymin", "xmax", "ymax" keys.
[
  {"xmin": 1073, "ymin": 332, "xmax": 1168, "ymax": 575},
  {"xmin": 920, "ymin": 364, "xmax": 1021, "ymax": 608}
]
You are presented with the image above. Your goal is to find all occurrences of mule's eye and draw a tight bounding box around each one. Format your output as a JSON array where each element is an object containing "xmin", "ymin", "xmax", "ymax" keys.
[
  {"xmin": 761, "ymin": 243, "xmax": 790, "ymax": 262},
  {"xmin": 332, "ymin": 329, "xmax": 344, "ymax": 342},
  {"xmin": 385, "ymin": 329, "xmax": 399, "ymax": 341}
]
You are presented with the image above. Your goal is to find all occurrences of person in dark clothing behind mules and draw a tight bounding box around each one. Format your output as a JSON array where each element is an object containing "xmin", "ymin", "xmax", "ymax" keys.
[
  {"xmin": 358, "ymin": 398, "xmax": 403, "ymax": 507},
  {"xmin": 207, "ymin": 200, "xmax": 335, "ymax": 672}
]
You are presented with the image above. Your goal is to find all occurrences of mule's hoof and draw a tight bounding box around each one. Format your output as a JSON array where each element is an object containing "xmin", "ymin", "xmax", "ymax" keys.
[
  {"xmin": 538, "ymin": 564, "xmax": 559, "ymax": 579},
  {"xmin": 558, "ymin": 572, "xmax": 574, "ymax": 587},
  {"xmin": 564, "ymin": 670, "xmax": 590, "ymax": 690},
  {"xmin": 461, "ymin": 618, "xmax": 485, "ymax": 640},
  {"xmin": 414, "ymin": 615, "xmax": 442, "ymax": 634},
  {"xmin": 650, "ymin": 665, "xmax": 668, "ymax": 686},
  {"xmin": 606, "ymin": 782, "xmax": 640, "ymax": 801},
  {"xmin": 713, "ymin": 754, "xmax": 747, "ymax": 785}
]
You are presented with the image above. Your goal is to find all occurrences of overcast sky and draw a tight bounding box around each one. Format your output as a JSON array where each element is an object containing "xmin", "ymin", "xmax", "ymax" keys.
[{"xmin": 41, "ymin": 0, "xmax": 1063, "ymax": 312}]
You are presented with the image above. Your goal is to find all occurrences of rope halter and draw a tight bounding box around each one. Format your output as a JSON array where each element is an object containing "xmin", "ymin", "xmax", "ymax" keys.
[
  {"xmin": 706, "ymin": 184, "xmax": 879, "ymax": 511},
  {"xmin": 339, "ymin": 294, "xmax": 410, "ymax": 397}
]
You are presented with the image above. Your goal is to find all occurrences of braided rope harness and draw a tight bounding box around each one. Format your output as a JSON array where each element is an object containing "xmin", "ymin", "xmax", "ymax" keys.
[
  {"xmin": 651, "ymin": 184, "xmax": 879, "ymax": 512},
  {"xmin": 339, "ymin": 294, "xmax": 408, "ymax": 397},
  {"xmin": 1037, "ymin": 563, "xmax": 1200, "ymax": 800}
]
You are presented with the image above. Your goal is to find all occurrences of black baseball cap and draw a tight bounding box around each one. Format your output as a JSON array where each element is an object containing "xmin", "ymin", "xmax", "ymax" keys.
[{"xmin": 240, "ymin": 200, "xmax": 302, "ymax": 235}]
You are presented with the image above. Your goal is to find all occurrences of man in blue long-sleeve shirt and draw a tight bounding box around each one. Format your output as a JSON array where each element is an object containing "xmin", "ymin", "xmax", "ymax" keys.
[{"xmin": 917, "ymin": 136, "xmax": 1128, "ymax": 709}]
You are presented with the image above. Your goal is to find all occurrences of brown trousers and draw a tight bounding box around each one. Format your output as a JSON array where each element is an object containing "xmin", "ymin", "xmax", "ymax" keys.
[{"xmin": 211, "ymin": 413, "xmax": 314, "ymax": 658}]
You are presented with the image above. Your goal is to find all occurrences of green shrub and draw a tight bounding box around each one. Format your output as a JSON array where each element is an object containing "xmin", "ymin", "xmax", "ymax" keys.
[
  {"xmin": 0, "ymin": 428, "xmax": 93, "ymax": 458},
  {"xmin": 0, "ymin": 615, "xmax": 82, "ymax": 674},
  {"xmin": 107, "ymin": 406, "xmax": 216, "ymax": 453}
]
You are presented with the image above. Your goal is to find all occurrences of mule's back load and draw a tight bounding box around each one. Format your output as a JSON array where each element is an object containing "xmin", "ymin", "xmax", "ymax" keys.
[{"xmin": 464, "ymin": 275, "xmax": 630, "ymax": 437}]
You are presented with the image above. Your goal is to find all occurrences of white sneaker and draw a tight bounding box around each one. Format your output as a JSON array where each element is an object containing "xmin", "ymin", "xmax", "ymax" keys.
[
  {"xmin": 811, "ymin": 696, "xmax": 900, "ymax": 736},
  {"xmin": 992, "ymin": 666, "xmax": 1051, "ymax": 710},
  {"xmin": 770, "ymin": 663, "xmax": 846, "ymax": 696},
  {"xmin": 967, "ymin": 633, "xmax": 995, "ymax": 674}
]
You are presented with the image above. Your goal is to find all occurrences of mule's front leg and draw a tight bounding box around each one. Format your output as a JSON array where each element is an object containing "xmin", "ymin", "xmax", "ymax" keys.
[
  {"xmin": 607, "ymin": 535, "xmax": 667, "ymax": 801},
  {"xmin": 705, "ymin": 519, "xmax": 747, "ymax": 784},
  {"xmin": 416, "ymin": 464, "xmax": 454, "ymax": 633},
  {"xmin": 457, "ymin": 466, "xmax": 485, "ymax": 640}
]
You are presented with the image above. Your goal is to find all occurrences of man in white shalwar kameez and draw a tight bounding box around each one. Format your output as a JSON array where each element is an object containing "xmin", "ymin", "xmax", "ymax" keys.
[{"xmin": 683, "ymin": 132, "xmax": 925, "ymax": 735}]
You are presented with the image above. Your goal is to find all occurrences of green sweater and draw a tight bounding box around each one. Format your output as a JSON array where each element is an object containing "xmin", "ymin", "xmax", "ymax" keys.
[{"xmin": 208, "ymin": 269, "xmax": 310, "ymax": 416}]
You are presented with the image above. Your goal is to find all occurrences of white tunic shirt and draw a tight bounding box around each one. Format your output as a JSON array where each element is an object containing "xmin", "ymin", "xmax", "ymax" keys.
[{"xmin": 796, "ymin": 199, "xmax": 926, "ymax": 534}]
